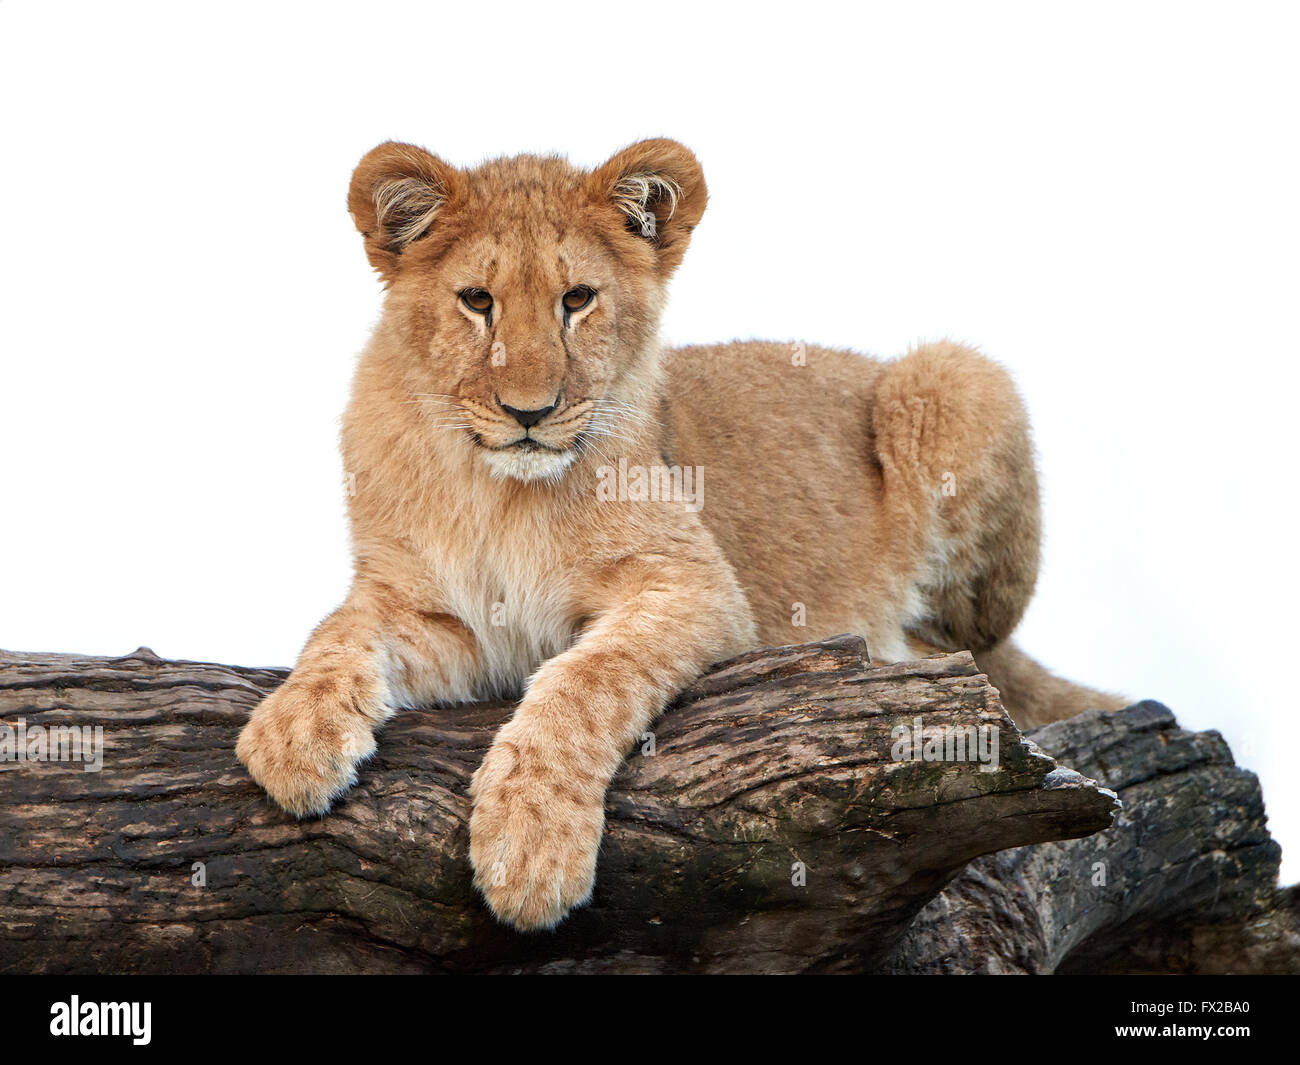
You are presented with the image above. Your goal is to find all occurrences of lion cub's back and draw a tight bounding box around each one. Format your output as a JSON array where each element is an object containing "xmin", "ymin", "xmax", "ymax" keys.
[
  {"xmin": 660, "ymin": 339, "xmax": 885, "ymax": 476},
  {"xmin": 658, "ymin": 340, "xmax": 886, "ymax": 642}
]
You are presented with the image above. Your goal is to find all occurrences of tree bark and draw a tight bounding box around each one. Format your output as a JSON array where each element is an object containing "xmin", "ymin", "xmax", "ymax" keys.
[
  {"xmin": 885, "ymin": 702, "xmax": 1293, "ymax": 973},
  {"xmin": 0, "ymin": 636, "xmax": 1291, "ymax": 974}
]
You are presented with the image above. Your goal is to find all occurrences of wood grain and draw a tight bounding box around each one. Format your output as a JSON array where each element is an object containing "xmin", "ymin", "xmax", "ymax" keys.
[{"xmin": 0, "ymin": 636, "xmax": 1289, "ymax": 973}]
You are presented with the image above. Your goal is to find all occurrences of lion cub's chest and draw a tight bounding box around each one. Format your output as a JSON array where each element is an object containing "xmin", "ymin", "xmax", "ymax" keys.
[{"xmin": 433, "ymin": 539, "xmax": 579, "ymax": 699}]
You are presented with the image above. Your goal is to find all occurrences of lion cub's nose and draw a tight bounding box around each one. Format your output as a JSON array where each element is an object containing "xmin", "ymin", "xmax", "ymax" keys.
[{"xmin": 500, "ymin": 402, "xmax": 557, "ymax": 428}]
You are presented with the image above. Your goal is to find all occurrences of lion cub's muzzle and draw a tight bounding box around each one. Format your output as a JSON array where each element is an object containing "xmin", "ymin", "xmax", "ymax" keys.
[{"xmin": 453, "ymin": 395, "xmax": 598, "ymax": 482}]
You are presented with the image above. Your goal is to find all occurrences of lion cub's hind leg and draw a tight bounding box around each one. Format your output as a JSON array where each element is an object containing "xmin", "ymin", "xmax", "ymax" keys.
[{"xmin": 871, "ymin": 341, "xmax": 1041, "ymax": 655}]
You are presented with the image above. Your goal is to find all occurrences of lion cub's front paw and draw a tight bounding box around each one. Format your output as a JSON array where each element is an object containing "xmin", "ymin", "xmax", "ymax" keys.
[
  {"xmin": 236, "ymin": 681, "xmax": 376, "ymax": 818},
  {"xmin": 468, "ymin": 738, "xmax": 606, "ymax": 931}
]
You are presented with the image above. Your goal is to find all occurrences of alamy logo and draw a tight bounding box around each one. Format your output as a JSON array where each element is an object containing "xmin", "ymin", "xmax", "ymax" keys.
[
  {"xmin": 0, "ymin": 718, "xmax": 103, "ymax": 772},
  {"xmin": 50, "ymin": 996, "xmax": 151, "ymax": 1045},
  {"xmin": 595, "ymin": 458, "xmax": 704, "ymax": 512},
  {"xmin": 890, "ymin": 716, "xmax": 1000, "ymax": 772}
]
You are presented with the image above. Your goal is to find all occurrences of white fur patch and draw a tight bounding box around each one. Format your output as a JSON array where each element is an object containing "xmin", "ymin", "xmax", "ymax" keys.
[
  {"xmin": 482, "ymin": 447, "xmax": 578, "ymax": 484},
  {"xmin": 432, "ymin": 537, "xmax": 579, "ymax": 701},
  {"xmin": 611, "ymin": 172, "xmax": 681, "ymax": 239},
  {"xmin": 374, "ymin": 176, "xmax": 445, "ymax": 250}
]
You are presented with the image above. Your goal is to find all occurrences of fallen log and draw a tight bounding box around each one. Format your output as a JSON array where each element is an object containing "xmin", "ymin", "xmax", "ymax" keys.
[
  {"xmin": 0, "ymin": 636, "xmax": 1290, "ymax": 973},
  {"xmin": 885, "ymin": 702, "xmax": 1296, "ymax": 974}
]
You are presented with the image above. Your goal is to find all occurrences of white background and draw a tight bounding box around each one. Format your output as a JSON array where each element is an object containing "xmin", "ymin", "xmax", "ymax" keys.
[{"xmin": 2, "ymin": 2, "xmax": 1296, "ymax": 881}]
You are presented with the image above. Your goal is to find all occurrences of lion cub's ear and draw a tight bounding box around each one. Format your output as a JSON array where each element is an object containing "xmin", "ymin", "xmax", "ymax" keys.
[
  {"xmin": 348, "ymin": 142, "xmax": 466, "ymax": 281},
  {"xmin": 589, "ymin": 139, "xmax": 707, "ymax": 276}
]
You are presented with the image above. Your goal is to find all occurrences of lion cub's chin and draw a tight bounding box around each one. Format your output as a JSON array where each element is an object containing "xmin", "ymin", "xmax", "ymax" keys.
[{"xmin": 481, "ymin": 445, "xmax": 579, "ymax": 484}]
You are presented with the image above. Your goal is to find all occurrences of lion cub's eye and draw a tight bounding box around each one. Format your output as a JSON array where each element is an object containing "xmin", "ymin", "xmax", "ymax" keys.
[
  {"xmin": 561, "ymin": 286, "xmax": 595, "ymax": 314},
  {"xmin": 459, "ymin": 289, "xmax": 493, "ymax": 316}
]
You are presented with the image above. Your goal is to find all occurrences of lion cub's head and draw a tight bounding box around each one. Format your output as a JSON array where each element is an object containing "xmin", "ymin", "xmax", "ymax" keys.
[{"xmin": 348, "ymin": 139, "xmax": 706, "ymax": 483}]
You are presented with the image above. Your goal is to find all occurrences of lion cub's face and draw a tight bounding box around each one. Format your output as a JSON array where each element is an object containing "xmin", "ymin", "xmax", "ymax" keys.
[{"xmin": 348, "ymin": 140, "xmax": 707, "ymax": 483}]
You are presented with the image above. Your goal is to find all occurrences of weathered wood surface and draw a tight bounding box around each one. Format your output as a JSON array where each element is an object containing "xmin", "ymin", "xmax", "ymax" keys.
[
  {"xmin": 885, "ymin": 702, "xmax": 1294, "ymax": 973},
  {"xmin": 0, "ymin": 636, "xmax": 1291, "ymax": 973}
]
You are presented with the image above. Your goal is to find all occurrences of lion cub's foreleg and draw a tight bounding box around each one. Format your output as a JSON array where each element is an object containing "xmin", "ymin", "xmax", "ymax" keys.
[
  {"xmin": 236, "ymin": 565, "xmax": 478, "ymax": 817},
  {"xmin": 468, "ymin": 549, "xmax": 753, "ymax": 931}
]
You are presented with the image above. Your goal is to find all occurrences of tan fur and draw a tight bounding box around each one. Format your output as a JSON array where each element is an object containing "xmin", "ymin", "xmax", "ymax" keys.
[{"xmin": 236, "ymin": 138, "xmax": 1125, "ymax": 931}]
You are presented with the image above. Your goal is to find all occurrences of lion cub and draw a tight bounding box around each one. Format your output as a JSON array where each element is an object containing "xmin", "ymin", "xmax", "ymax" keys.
[{"xmin": 236, "ymin": 138, "xmax": 1123, "ymax": 930}]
